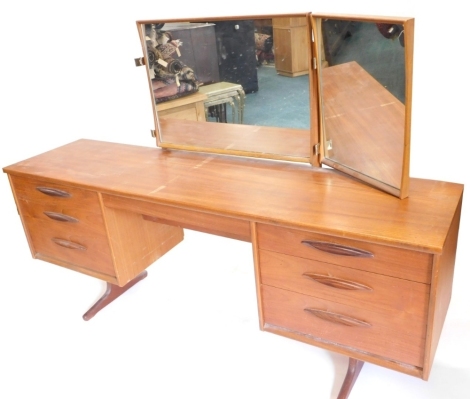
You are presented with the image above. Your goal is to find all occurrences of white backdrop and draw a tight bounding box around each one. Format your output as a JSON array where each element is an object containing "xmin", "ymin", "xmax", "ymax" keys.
[{"xmin": 1, "ymin": 1, "xmax": 468, "ymax": 398}]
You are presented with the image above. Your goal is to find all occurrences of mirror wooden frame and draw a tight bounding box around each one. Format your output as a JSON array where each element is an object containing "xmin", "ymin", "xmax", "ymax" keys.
[{"xmin": 136, "ymin": 13, "xmax": 414, "ymax": 198}]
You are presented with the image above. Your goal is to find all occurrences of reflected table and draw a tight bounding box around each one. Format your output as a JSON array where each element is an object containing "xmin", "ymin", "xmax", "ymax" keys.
[{"xmin": 199, "ymin": 82, "xmax": 246, "ymax": 123}]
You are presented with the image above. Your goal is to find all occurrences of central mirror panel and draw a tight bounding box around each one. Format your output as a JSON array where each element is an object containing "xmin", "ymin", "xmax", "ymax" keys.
[{"xmin": 137, "ymin": 14, "xmax": 316, "ymax": 163}]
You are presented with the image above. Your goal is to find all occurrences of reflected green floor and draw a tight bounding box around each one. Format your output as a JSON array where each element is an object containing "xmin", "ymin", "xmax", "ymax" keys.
[{"xmin": 243, "ymin": 66, "xmax": 310, "ymax": 130}]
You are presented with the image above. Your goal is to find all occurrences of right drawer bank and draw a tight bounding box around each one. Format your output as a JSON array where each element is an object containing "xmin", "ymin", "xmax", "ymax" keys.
[{"xmin": 256, "ymin": 223, "xmax": 434, "ymax": 371}]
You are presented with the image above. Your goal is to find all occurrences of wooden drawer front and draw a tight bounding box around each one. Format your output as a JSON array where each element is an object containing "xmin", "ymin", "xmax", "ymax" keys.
[
  {"xmin": 18, "ymin": 197, "xmax": 105, "ymax": 229},
  {"xmin": 22, "ymin": 215, "xmax": 115, "ymax": 276},
  {"xmin": 11, "ymin": 176, "xmax": 115, "ymax": 276},
  {"xmin": 12, "ymin": 175, "xmax": 101, "ymax": 209},
  {"xmin": 259, "ymin": 250, "xmax": 429, "ymax": 315},
  {"xmin": 257, "ymin": 224, "xmax": 432, "ymax": 283},
  {"xmin": 262, "ymin": 285, "xmax": 426, "ymax": 367}
]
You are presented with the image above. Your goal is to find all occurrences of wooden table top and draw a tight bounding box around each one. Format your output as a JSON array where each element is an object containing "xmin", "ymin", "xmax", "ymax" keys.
[{"xmin": 3, "ymin": 139, "xmax": 463, "ymax": 253}]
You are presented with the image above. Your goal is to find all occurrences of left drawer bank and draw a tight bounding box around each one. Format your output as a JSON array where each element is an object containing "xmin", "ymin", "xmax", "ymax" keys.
[{"xmin": 7, "ymin": 174, "xmax": 184, "ymax": 286}]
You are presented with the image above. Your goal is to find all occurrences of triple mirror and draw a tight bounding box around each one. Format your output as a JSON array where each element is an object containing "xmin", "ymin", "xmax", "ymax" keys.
[{"xmin": 136, "ymin": 13, "xmax": 414, "ymax": 198}]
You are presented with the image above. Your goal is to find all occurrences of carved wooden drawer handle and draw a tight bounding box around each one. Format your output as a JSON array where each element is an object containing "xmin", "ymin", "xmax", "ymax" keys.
[
  {"xmin": 51, "ymin": 238, "xmax": 86, "ymax": 251},
  {"xmin": 302, "ymin": 273, "xmax": 373, "ymax": 291},
  {"xmin": 304, "ymin": 308, "xmax": 371, "ymax": 328},
  {"xmin": 44, "ymin": 211, "xmax": 78, "ymax": 223},
  {"xmin": 301, "ymin": 240, "xmax": 374, "ymax": 258},
  {"xmin": 36, "ymin": 187, "xmax": 71, "ymax": 198}
]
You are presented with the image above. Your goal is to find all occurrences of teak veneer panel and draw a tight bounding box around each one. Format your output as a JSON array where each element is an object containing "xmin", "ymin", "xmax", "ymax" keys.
[
  {"xmin": 423, "ymin": 196, "xmax": 462, "ymax": 379},
  {"xmin": 101, "ymin": 203, "xmax": 184, "ymax": 285},
  {"xmin": 3, "ymin": 139, "xmax": 461, "ymax": 254}
]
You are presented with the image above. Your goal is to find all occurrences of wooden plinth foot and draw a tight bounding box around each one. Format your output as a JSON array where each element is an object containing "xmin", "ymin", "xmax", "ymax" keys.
[
  {"xmin": 82, "ymin": 270, "xmax": 148, "ymax": 321},
  {"xmin": 337, "ymin": 358, "xmax": 364, "ymax": 399}
]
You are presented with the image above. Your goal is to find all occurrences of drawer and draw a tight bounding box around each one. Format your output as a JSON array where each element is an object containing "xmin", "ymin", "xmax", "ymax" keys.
[
  {"xmin": 259, "ymin": 250, "xmax": 429, "ymax": 315},
  {"xmin": 22, "ymin": 215, "xmax": 115, "ymax": 276},
  {"xmin": 257, "ymin": 224, "xmax": 432, "ymax": 283},
  {"xmin": 262, "ymin": 285, "xmax": 426, "ymax": 367},
  {"xmin": 11, "ymin": 175, "xmax": 115, "ymax": 276},
  {"xmin": 12, "ymin": 175, "xmax": 102, "ymax": 210},
  {"xmin": 18, "ymin": 196, "xmax": 105, "ymax": 229}
]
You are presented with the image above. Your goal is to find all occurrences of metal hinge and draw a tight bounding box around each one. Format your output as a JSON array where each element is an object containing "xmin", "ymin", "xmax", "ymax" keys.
[
  {"xmin": 313, "ymin": 57, "xmax": 317, "ymax": 70},
  {"xmin": 313, "ymin": 143, "xmax": 320, "ymax": 156},
  {"xmin": 134, "ymin": 57, "xmax": 145, "ymax": 67},
  {"xmin": 151, "ymin": 129, "xmax": 156, "ymax": 138}
]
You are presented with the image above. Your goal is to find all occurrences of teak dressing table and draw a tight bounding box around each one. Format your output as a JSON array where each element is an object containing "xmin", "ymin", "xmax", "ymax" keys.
[{"xmin": 3, "ymin": 13, "xmax": 463, "ymax": 399}]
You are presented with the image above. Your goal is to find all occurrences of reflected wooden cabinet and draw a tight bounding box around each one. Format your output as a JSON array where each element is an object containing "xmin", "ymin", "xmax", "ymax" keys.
[
  {"xmin": 272, "ymin": 17, "xmax": 309, "ymax": 77},
  {"xmin": 156, "ymin": 92, "xmax": 207, "ymax": 122}
]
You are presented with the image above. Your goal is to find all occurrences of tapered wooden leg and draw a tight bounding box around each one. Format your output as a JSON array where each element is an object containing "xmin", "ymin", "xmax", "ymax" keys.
[
  {"xmin": 337, "ymin": 358, "xmax": 364, "ymax": 399},
  {"xmin": 82, "ymin": 270, "xmax": 148, "ymax": 321}
]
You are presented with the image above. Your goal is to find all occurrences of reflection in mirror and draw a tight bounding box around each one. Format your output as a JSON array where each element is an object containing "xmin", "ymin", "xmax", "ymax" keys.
[
  {"xmin": 138, "ymin": 16, "xmax": 313, "ymax": 162},
  {"xmin": 318, "ymin": 17, "xmax": 411, "ymax": 197}
]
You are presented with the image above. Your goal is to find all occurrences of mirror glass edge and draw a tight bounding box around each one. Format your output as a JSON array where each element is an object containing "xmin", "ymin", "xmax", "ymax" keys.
[
  {"xmin": 401, "ymin": 17, "xmax": 415, "ymax": 199},
  {"xmin": 308, "ymin": 14, "xmax": 321, "ymax": 167}
]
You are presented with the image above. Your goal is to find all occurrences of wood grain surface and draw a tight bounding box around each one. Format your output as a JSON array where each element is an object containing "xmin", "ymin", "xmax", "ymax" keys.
[{"xmin": 3, "ymin": 139, "xmax": 462, "ymax": 253}]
